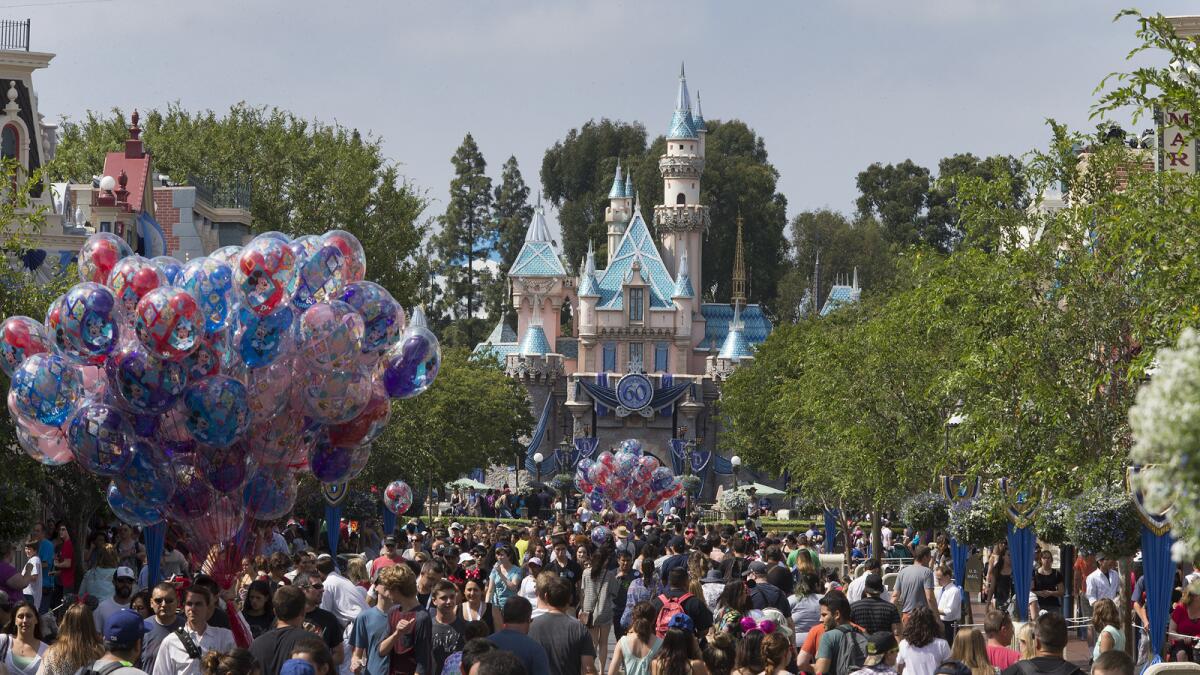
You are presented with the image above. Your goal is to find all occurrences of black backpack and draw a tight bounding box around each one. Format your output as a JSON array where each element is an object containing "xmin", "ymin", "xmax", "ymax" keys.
[{"xmin": 73, "ymin": 661, "xmax": 128, "ymax": 675}]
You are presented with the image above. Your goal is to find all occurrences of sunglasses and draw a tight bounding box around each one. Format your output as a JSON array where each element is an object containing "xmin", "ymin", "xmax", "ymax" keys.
[
  {"xmin": 151, "ymin": 597, "xmax": 175, "ymax": 604},
  {"xmin": 301, "ymin": 583, "xmax": 324, "ymax": 590}
]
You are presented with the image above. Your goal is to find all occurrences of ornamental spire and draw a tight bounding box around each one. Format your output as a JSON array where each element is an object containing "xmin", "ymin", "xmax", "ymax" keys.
[
  {"xmin": 677, "ymin": 62, "xmax": 691, "ymax": 113},
  {"xmin": 608, "ymin": 159, "xmax": 625, "ymax": 199},
  {"xmin": 732, "ymin": 210, "xmax": 746, "ymax": 307}
]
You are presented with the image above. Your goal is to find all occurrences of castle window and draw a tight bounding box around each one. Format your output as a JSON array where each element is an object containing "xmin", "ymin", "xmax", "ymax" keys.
[
  {"xmin": 676, "ymin": 193, "xmax": 686, "ymax": 205},
  {"xmin": 654, "ymin": 342, "xmax": 669, "ymax": 371},
  {"xmin": 629, "ymin": 287, "xmax": 644, "ymax": 322},
  {"xmin": 629, "ymin": 342, "xmax": 644, "ymax": 369},
  {"xmin": 0, "ymin": 125, "xmax": 16, "ymax": 161},
  {"xmin": 602, "ymin": 342, "xmax": 616, "ymax": 372}
]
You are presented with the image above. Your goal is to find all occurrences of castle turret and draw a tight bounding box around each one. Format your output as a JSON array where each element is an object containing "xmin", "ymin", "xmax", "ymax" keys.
[
  {"xmin": 655, "ymin": 63, "xmax": 707, "ymax": 296},
  {"xmin": 605, "ymin": 160, "xmax": 632, "ymax": 265},
  {"xmin": 693, "ymin": 90, "xmax": 707, "ymax": 157}
]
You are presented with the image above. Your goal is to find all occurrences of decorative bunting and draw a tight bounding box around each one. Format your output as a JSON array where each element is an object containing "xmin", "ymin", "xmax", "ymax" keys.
[
  {"xmin": 939, "ymin": 475, "xmax": 981, "ymax": 505},
  {"xmin": 322, "ymin": 481, "xmax": 349, "ymax": 507},
  {"xmin": 1127, "ymin": 465, "xmax": 1173, "ymax": 536},
  {"xmin": 998, "ymin": 477, "xmax": 1042, "ymax": 528}
]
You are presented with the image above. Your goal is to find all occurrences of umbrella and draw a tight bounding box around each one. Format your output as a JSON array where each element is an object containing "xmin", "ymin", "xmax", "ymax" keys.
[
  {"xmin": 733, "ymin": 482, "xmax": 785, "ymax": 496},
  {"xmin": 447, "ymin": 477, "xmax": 489, "ymax": 490}
]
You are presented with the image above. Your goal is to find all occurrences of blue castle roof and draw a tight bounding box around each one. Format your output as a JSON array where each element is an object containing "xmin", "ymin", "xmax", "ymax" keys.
[
  {"xmin": 518, "ymin": 324, "xmax": 552, "ymax": 355},
  {"xmin": 819, "ymin": 284, "xmax": 862, "ymax": 316},
  {"xmin": 608, "ymin": 161, "xmax": 626, "ymax": 199},
  {"xmin": 471, "ymin": 318, "xmax": 519, "ymax": 365},
  {"xmin": 509, "ymin": 205, "xmax": 566, "ymax": 277},
  {"xmin": 718, "ymin": 325, "xmax": 753, "ymax": 360},
  {"xmin": 699, "ymin": 303, "xmax": 772, "ymax": 351},
  {"xmin": 595, "ymin": 210, "xmax": 676, "ymax": 310},
  {"xmin": 667, "ymin": 63, "xmax": 697, "ymax": 140}
]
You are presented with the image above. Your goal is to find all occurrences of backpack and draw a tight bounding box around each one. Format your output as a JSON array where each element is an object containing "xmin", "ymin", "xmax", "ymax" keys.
[
  {"xmin": 73, "ymin": 661, "xmax": 128, "ymax": 675},
  {"xmin": 655, "ymin": 592, "xmax": 692, "ymax": 638},
  {"xmin": 832, "ymin": 624, "xmax": 868, "ymax": 675}
]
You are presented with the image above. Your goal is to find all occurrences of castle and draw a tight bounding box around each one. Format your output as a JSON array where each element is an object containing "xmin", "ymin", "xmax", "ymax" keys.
[{"xmin": 474, "ymin": 66, "xmax": 773, "ymax": 496}]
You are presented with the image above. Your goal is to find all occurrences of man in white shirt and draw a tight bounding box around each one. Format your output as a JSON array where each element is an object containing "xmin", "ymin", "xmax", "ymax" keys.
[
  {"xmin": 881, "ymin": 523, "xmax": 894, "ymax": 550},
  {"xmin": 152, "ymin": 587, "xmax": 234, "ymax": 675},
  {"xmin": 20, "ymin": 540, "xmax": 41, "ymax": 609},
  {"xmin": 95, "ymin": 567, "xmax": 137, "ymax": 632},
  {"xmin": 1086, "ymin": 555, "xmax": 1121, "ymax": 605},
  {"xmin": 847, "ymin": 559, "xmax": 891, "ymax": 604},
  {"xmin": 316, "ymin": 554, "xmax": 367, "ymax": 627},
  {"xmin": 934, "ymin": 565, "xmax": 962, "ymax": 643}
]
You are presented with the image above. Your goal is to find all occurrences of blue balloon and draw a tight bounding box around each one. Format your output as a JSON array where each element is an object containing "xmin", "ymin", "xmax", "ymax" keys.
[
  {"xmin": 107, "ymin": 482, "xmax": 163, "ymax": 527},
  {"xmin": 180, "ymin": 257, "xmax": 235, "ymax": 334},
  {"xmin": 67, "ymin": 401, "xmax": 134, "ymax": 476},
  {"xmin": 119, "ymin": 440, "xmax": 175, "ymax": 507},
  {"xmin": 308, "ymin": 436, "xmax": 353, "ymax": 483},
  {"xmin": 243, "ymin": 467, "xmax": 297, "ymax": 520},
  {"xmin": 340, "ymin": 281, "xmax": 402, "ymax": 356},
  {"xmin": 182, "ymin": 375, "xmax": 250, "ymax": 448},
  {"xmin": 291, "ymin": 237, "xmax": 346, "ymax": 310},
  {"xmin": 106, "ymin": 343, "xmax": 188, "ymax": 414},
  {"xmin": 48, "ymin": 282, "xmax": 121, "ymax": 364},
  {"xmin": 10, "ymin": 353, "xmax": 82, "ymax": 425},
  {"xmin": 234, "ymin": 304, "xmax": 294, "ymax": 368},
  {"xmin": 197, "ymin": 441, "xmax": 250, "ymax": 493},
  {"xmin": 152, "ymin": 256, "xmax": 184, "ymax": 286}
]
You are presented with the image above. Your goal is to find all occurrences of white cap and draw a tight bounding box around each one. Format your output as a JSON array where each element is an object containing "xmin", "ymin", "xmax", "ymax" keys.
[
  {"xmin": 115, "ymin": 566, "xmax": 136, "ymax": 580},
  {"xmin": 459, "ymin": 552, "xmax": 476, "ymax": 563},
  {"xmin": 450, "ymin": 522, "xmax": 463, "ymax": 531}
]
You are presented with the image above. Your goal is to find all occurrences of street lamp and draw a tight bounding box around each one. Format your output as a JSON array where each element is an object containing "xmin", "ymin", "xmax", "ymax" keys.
[
  {"xmin": 730, "ymin": 455, "xmax": 742, "ymax": 527},
  {"xmin": 533, "ymin": 452, "xmax": 544, "ymax": 484}
]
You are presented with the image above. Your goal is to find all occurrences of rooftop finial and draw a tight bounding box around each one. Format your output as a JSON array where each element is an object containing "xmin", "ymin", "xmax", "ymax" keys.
[
  {"xmin": 624, "ymin": 168, "xmax": 633, "ymax": 200},
  {"xmin": 732, "ymin": 210, "xmax": 746, "ymax": 307},
  {"xmin": 634, "ymin": 190, "xmax": 641, "ymax": 213},
  {"xmin": 680, "ymin": 61, "xmax": 686, "ymax": 79}
]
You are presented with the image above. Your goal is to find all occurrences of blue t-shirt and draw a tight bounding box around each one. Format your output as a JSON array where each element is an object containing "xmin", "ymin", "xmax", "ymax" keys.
[
  {"xmin": 350, "ymin": 607, "xmax": 391, "ymax": 675},
  {"xmin": 488, "ymin": 629, "xmax": 551, "ymax": 675},
  {"xmin": 38, "ymin": 540, "xmax": 53, "ymax": 589}
]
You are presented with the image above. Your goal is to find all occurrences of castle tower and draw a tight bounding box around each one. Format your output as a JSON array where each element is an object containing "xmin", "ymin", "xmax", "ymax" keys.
[
  {"xmin": 655, "ymin": 63, "xmax": 708, "ymax": 297},
  {"xmin": 731, "ymin": 212, "xmax": 746, "ymax": 306},
  {"xmin": 604, "ymin": 160, "xmax": 632, "ymax": 264}
]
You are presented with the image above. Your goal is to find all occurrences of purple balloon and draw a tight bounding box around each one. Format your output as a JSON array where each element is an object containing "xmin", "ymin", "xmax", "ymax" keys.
[
  {"xmin": 67, "ymin": 401, "xmax": 134, "ymax": 476},
  {"xmin": 197, "ymin": 442, "xmax": 250, "ymax": 493},
  {"xmin": 308, "ymin": 438, "xmax": 354, "ymax": 483},
  {"xmin": 119, "ymin": 440, "xmax": 175, "ymax": 507},
  {"xmin": 107, "ymin": 483, "xmax": 163, "ymax": 528},
  {"xmin": 243, "ymin": 467, "xmax": 297, "ymax": 520},
  {"xmin": 106, "ymin": 343, "xmax": 188, "ymax": 414},
  {"xmin": 167, "ymin": 466, "xmax": 214, "ymax": 522}
]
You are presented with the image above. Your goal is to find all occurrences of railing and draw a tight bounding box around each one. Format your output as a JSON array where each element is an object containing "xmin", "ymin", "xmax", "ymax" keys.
[
  {"xmin": 0, "ymin": 20, "xmax": 30, "ymax": 52},
  {"xmin": 188, "ymin": 174, "xmax": 251, "ymax": 210}
]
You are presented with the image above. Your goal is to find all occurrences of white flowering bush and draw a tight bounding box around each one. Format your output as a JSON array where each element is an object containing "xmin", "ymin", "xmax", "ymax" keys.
[
  {"xmin": 1034, "ymin": 498, "xmax": 1072, "ymax": 546},
  {"xmin": 1129, "ymin": 328, "xmax": 1200, "ymax": 560},
  {"xmin": 1066, "ymin": 487, "xmax": 1141, "ymax": 558},
  {"xmin": 721, "ymin": 489, "xmax": 751, "ymax": 513},
  {"xmin": 900, "ymin": 492, "xmax": 950, "ymax": 532}
]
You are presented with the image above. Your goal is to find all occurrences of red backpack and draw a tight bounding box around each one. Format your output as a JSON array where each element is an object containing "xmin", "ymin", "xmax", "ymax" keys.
[{"xmin": 655, "ymin": 592, "xmax": 692, "ymax": 638}]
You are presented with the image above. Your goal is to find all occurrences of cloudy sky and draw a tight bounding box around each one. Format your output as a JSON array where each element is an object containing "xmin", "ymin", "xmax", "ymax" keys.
[{"xmin": 22, "ymin": 0, "xmax": 1197, "ymax": 241}]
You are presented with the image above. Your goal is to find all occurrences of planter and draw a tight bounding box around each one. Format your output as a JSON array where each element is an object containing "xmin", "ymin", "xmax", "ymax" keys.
[
  {"xmin": 1066, "ymin": 487, "xmax": 1140, "ymax": 558},
  {"xmin": 900, "ymin": 492, "xmax": 950, "ymax": 532},
  {"xmin": 946, "ymin": 488, "xmax": 1008, "ymax": 547}
]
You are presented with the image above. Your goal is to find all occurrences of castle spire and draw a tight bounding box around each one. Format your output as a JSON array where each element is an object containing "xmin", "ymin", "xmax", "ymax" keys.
[
  {"xmin": 524, "ymin": 201, "xmax": 553, "ymax": 243},
  {"xmin": 667, "ymin": 63, "xmax": 697, "ymax": 139},
  {"xmin": 732, "ymin": 211, "xmax": 746, "ymax": 307},
  {"xmin": 608, "ymin": 159, "xmax": 625, "ymax": 199},
  {"xmin": 693, "ymin": 90, "xmax": 706, "ymax": 132},
  {"xmin": 624, "ymin": 168, "xmax": 634, "ymax": 198}
]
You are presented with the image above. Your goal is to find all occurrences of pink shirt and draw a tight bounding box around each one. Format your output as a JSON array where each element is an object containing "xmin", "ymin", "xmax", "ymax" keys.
[{"xmin": 987, "ymin": 643, "xmax": 1020, "ymax": 670}]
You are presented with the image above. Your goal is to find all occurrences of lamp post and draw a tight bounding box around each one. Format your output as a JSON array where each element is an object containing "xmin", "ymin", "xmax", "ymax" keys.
[
  {"xmin": 730, "ymin": 455, "xmax": 742, "ymax": 526},
  {"xmin": 533, "ymin": 452, "xmax": 544, "ymax": 484}
]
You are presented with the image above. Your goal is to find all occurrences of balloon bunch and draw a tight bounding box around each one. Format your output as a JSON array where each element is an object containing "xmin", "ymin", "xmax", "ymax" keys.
[
  {"xmin": 573, "ymin": 438, "xmax": 681, "ymax": 515},
  {"xmin": 4, "ymin": 230, "xmax": 440, "ymax": 551}
]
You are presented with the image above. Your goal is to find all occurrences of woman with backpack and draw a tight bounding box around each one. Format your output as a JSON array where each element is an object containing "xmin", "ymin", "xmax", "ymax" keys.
[
  {"xmin": 897, "ymin": 607, "xmax": 950, "ymax": 675},
  {"xmin": 581, "ymin": 548, "xmax": 618, "ymax": 672},
  {"xmin": 608, "ymin": 601, "xmax": 662, "ymax": 675}
]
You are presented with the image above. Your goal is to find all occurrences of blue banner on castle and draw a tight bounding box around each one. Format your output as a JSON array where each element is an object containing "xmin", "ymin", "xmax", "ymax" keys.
[{"xmin": 950, "ymin": 540, "xmax": 970, "ymax": 594}]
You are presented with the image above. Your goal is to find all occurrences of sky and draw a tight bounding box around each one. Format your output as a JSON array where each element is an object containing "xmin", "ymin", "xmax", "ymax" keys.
[{"xmin": 20, "ymin": 0, "xmax": 1199, "ymax": 243}]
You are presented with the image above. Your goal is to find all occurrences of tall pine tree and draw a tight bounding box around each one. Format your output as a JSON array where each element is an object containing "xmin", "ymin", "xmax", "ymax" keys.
[
  {"xmin": 492, "ymin": 156, "xmax": 534, "ymax": 323},
  {"xmin": 434, "ymin": 133, "xmax": 494, "ymax": 323}
]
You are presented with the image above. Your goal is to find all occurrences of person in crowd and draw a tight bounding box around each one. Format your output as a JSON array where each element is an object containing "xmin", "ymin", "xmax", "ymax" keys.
[
  {"xmin": 849, "ymin": 631, "xmax": 900, "ymax": 675},
  {"xmin": 1169, "ymin": 582, "xmax": 1200, "ymax": 662},
  {"xmin": 250, "ymin": 585, "xmax": 315, "ymax": 675},
  {"xmin": 376, "ymin": 559, "xmax": 432, "ymax": 675},
  {"xmin": 650, "ymin": 568, "xmax": 713, "ymax": 639},
  {"xmin": 315, "ymin": 556, "xmax": 366, "ymax": 630},
  {"xmin": 933, "ymin": 565, "xmax": 962, "ymax": 645},
  {"xmin": 414, "ymin": 560, "xmax": 446, "ymax": 610},
  {"xmin": 344, "ymin": 559, "xmax": 370, "ymax": 597},
  {"xmin": 486, "ymin": 596, "xmax": 550, "ymax": 675},
  {"xmin": 428, "ymin": 580, "xmax": 467, "ymax": 674},
  {"xmin": 999, "ymin": 613, "xmax": 1077, "ymax": 675},
  {"xmin": 0, "ymin": 545, "xmax": 34, "ymax": 610},
  {"xmin": 609, "ymin": 601, "xmax": 661, "ymax": 675},
  {"xmin": 847, "ymin": 560, "xmax": 888, "ymax": 604},
  {"xmin": 131, "ymin": 591, "xmax": 153, "ymax": 620},
  {"xmin": 949, "ymin": 628, "xmax": 993, "ymax": 675},
  {"xmin": 153, "ymin": 587, "xmax": 235, "ymax": 675},
  {"xmin": 18, "ymin": 541, "xmax": 39, "ymax": 611},
  {"xmin": 1084, "ymin": 556, "xmax": 1120, "ymax": 610},
  {"xmin": 985, "ymin": 543, "xmax": 1013, "ymax": 611},
  {"xmin": 744, "ymin": 561, "xmax": 791, "ymax": 623},
  {"xmin": 613, "ymin": 551, "xmax": 639, "ymax": 635},
  {"xmin": 850, "ymin": 573, "xmax": 900, "ymax": 637},
  {"xmin": 1073, "ymin": 552, "xmax": 1097, "ymax": 626},
  {"xmin": 349, "ymin": 566, "xmax": 403, "ymax": 675},
  {"xmin": 1032, "ymin": 551, "xmax": 1063, "ymax": 615},
  {"xmin": 458, "ymin": 576, "xmax": 497, "ymax": 633},
  {"xmin": 159, "ymin": 540, "xmax": 188, "ymax": 581},
  {"xmin": 140, "ymin": 583, "xmax": 185, "ymax": 673},
  {"xmin": 791, "ymin": 571, "xmax": 824, "ymax": 649},
  {"xmin": 702, "ymin": 632, "xmax": 736, "ymax": 675},
  {"xmin": 759, "ymin": 631, "xmax": 792, "ymax": 675},
  {"xmin": 812, "ymin": 591, "xmax": 861, "ymax": 675},
  {"xmin": 982, "ymin": 609, "xmax": 1019, "ymax": 671},
  {"xmin": 39, "ymin": 602, "xmax": 102, "ymax": 675},
  {"xmin": 289, "ymin": 635, "xmax": 335, "ymax": 675},
  {"xmin": 701, "ymin": 566, "xmax": 726, "ymax": 614},
  {"xmin": 200, "ymin": 649, "xmax": 260, "ymax": 675},
  {"xmin": 436, "ymin": 620, "xmax": 488, "ymax": 675},
  {"xmin": 622, "ymin": 560, "xmax": 660, "ymax": 631},
  {"xmin": 1, "ymin": 601, "xmax": 46, "ymax": 675},
  {"xmin": 651, "ymin": 613, "xmax": 708, "ymax": 675},
  {"xmin": 581, "ymin": 548, "xmax": 618, "ymax": 672},
  {"xmin": 1090, "ymin": 598, "xmax": 1124, "ymax": 661},
  {"xmin": 485, "ymin": 545, "xmax": 522, "ymax": 613},
  {"xmin": 896, "ymin": 606, "xmax": 949, "ymax": 675},
  {"xmin": 893, "ymin": 546, "xmax": 937, "ymax": 623},
  {"xmin": 516, "ymin": 557, "xmax": 541, "ymax": 610},
  {"xmin": 88, "ymin": 608, "xmax": 151, "ymax": 675},
  {"xmin": 529, "ymin": 572, "xmax": 596, "ymax": 675},
  {"xmin": 292, "ymin": 573, "xmax": 343, "ymax": 668},
  {"xmin": 241, "ymin": 581, "xmax": 275, "ymax": 639},
  {"xmin": 95, "ymin": 567, "xmax": 138, "ymax": 633},
  {"xmin": 115, "ymin": 526, "xmax": 145, "ymax": 574},
  {"xmin": 1091, "ymin": 650, "xmax": 1133, "ymax": 675},
  {"xmin": 1014, "ymin": 623, "xmax": 1036, "ymax": 662}
]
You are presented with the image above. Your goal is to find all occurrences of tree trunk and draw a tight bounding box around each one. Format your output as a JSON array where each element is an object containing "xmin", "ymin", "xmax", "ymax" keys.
[
  {"xmin": 840, "ymin": 497, "xmax": 852, "ymax": 578},
  {"xmin": 870, "ymin": 507, "xmax": 883, "ymax": 566}
]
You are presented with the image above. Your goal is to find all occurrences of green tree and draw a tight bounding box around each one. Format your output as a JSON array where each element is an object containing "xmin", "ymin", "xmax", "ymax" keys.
[
  {"xmin": 929, "ymin": 153, "xmax": 1029, "ymax": 252},
  {"xmin": 491, "ymin": 156, "xmax": 534, "ymax": 323},
  {"xmin": 432, "ymin": 133, "xmax": 494, "ymax": 335},
  {"xmin": 50, "ymin": 104, "xmax": 426, "ymax": 305},
  {"xmin": 357, "ymin": 347, "xmax": 533, "ymax": 493},
  {"xmin": 775, "ymin": 209, "xmax": 893, "ymax": 321},
  {"xmin": 855, "ymin": 159, "xmax": 934, "ymax": 249}
]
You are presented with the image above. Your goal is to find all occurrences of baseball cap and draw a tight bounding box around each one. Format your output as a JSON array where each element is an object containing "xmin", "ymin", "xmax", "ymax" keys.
[
  {"xmin": 668, "ymin": 535, "xmax": 686, "ymax": 551},
  {"xmin": 458, "ymin": 552, "xmax": 476, "ymax": 564},
  {"xmin": 742, "ymin": 560, "xmax": 769, "ymax": 577},
  {"xmin": 863, "ymin": 573, "xmax": 885, "ymax": 595},
  {"xmin": 667, "ymin": 612, "xmax": 694, "ymax": 633},
  {"xmin": 103, "ymin": 608, "xmax": 149, "ymax": 647},
  {"xmin": 114, "ymin": 567, "xmax": 136, "ymax": 581},
  {"xmin": 280, "ymin": 659, "xmax": 317, "ymax": 675},
  {"xmin": 450, "ymin": 522, "xmax": 463, "ymax": 531},
  {"xmin": 383, "ymin": 536, "xmax": 398, "ymax": 547},
  {"xmin": 527, "ymin": 557, "xmax": 543, "ymax": 568},
  {"xmin": 865, "ymin": 631, "xmax": 897, "ymax": 664}
]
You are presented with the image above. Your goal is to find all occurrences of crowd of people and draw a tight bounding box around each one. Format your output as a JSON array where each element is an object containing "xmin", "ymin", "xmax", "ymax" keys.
[{"xmin": 0, "ymin": 509, "xmax": 1176, "ymax": 675}]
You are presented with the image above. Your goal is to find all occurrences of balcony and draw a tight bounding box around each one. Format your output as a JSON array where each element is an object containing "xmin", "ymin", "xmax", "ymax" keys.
[
  {"xmin": 188, "ymin": 174, "xmax": 251, "ymax": 210},
  {"xmin": 0, "ymin": 20, "xmax": 29, "ymax": 52}
]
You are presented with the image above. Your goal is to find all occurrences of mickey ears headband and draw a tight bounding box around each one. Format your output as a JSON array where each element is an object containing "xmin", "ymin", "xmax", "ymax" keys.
[{"xmin": 739, "ymin": 616, "xmax": 778, "ymax": 635}]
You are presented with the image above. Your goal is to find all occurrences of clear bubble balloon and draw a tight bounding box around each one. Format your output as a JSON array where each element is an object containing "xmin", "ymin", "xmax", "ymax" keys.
[
  {"xmin": 233, "ymin": 304, "xmax": 294, "ymax": 368},
  {"xmin": 182, "ymin": 375, "xmax": 250, "ymax": 448},
  {"xmin": 152, "ymin": 256, "xmax": 184, "ymax": 286},
  {"xmin": 290, "ymin": 235, "xmax": 346, "ymax": 310},
  {"xmin": 327, "ymin": 382, "xmax": 390, "ymax": 448},
  {"xmin": 135, "ymin": 286, "xmax": 201, "ymax": 361},
  {"xmin": 300, "ymin": 369, "xmax": 371, "ymax": 424},
  {"xmin": 180, "ymin": 257, "xmax": 235, "ymax": 335},
  {"xmin": 209, "ymin": 246, "xmax": 241, "ymax": 265},
  {"xmin": 10, "ymin": 353, "xmax": 82, "ymax": 425},
  {"xmin": 383, "ymin": 479, "xmax": 412, "ymax": 515},
  {"xmin": 243, "ymin": 467, "xmax": 297, "ymax": 519},
  {"xmin": 49, "ymin": 283, "xmax": 121, "ymax": 364},
  {"xmin": 308, "ymin": 436, "xmax": 355, "ymax": 483},
  {"xmin": 297, "ymin": 301, "xmax": 364, "ymax": 373},
  {"xmin": 243, "ymin": 358, "xmax": 293, "ymax": 423},
  {"xmin": 234, "ymin": 236, "xmax": 297, "ymax": 316},
  {"xmin": 106, "ymin": 255, "xmax": 166, "ymax": 317},
  {"xmin": 196, "ymin": 442, "xmax": 250, "ymax": 493},
  {"xmin": 321, "ymin": 229, "xmax": 366, "ymax": 284},
  {"xmin": 183, "ymin": 330, "xmax": 231, "ymax": 380},
  {"xmin": 247, "ymin": 413, "xmax": 313, "ymax": 467},
  {"xmin": 8, "ymin": 393, "xmax": 74, "ymax": 465},
  {"xmin": 340, "ymin": 281, "xmax": 403, "ymax": 358},
  {"xmin": 590, "ymin": 525, "xmax": 611, "ymax": 547},
  {"xmin": 0, "ymin": 316, "xmax": 51, "ymax": 377},
  {"xmin": 382, "ymin": 307, "xmax": 440, "ymax": 399},
  {"xmin": 343, "ymin": 443, "xmax": 372, "ymax": 481},
  {"xmin": 107, "ymin": 482, "xmax": 163, "ymax": 527},
  {"xmin": 67, "ymin": 401, "xmax": 134, "ymax": 476},
  {"xmin": 257, "ymin": 231, "xmax": 292, "ymax": 244},
  {"xmin": 79, "ymin": 232, "xmax": 133, "ymax": 284},
  {"xmin": 185, "ymin": 493, "xmax": 244, "ymax": 552},
  {"xmin": 166, "ymin": 465, "xmax": 213, "ymax": 522},
  {"xmin": 105, "ymin": 343, "xmax": 188, "ymax": 414},
  {"xmin": 119, "ymin": 440, "xmax": 175, "ymax": 507}
]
